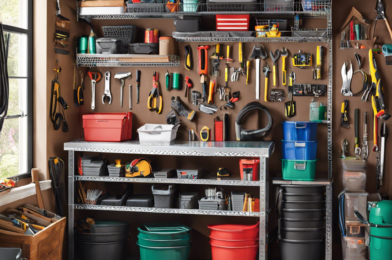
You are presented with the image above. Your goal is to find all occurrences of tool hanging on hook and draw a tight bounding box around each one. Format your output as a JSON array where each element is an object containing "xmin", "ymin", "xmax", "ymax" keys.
[{"xmin": 373, "ymin": 0, "xmax": 392, "ymax": 42}]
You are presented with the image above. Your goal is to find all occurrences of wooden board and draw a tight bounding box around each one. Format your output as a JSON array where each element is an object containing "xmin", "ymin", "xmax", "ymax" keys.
[{"xmin": 79, "ymin": 0, "xmax": 125, "ymax": 7}]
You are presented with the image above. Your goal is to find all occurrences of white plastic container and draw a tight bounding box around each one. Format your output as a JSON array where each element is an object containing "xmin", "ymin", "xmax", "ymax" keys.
[
  {"xmin": 137, "ymin": 124, "xmax": 179, "ymax": 145},
  {"xmin": 183, "ymin": 0, "xmax": 198, "ymax": 12},
  {"xmin": 344, "ymin": 192, "xmax": 368, "ymax": 222}
]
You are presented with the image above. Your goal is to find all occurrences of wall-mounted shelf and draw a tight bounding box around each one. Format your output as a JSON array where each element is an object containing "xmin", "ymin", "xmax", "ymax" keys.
[
  {"xmin": 74, "ymin": 204, "xmax": 262, "ymax": 217},
  {"xmin": 272, "ymin": 178, "xmax": 333, "ymax": 186},
  {"xmin": 75, "ymin": 176, "xmax": 261, "ymax": 187},
  {"xmin": 76, "ymin": 54, "xmax": 180, "ymax": 68},
  {"xmin": 172, "ymin": 35, "xmax": 329, "ymax": 43}
]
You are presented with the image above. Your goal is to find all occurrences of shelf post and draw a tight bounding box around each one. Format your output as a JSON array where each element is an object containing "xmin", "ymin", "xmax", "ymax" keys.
[{"xmin": 68, "ymin": 150, "xmax": 75, "ymax": 260}]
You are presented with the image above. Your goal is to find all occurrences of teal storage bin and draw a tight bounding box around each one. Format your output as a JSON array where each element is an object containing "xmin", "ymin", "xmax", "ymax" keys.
[
  {"xmin": 282, "ymin": 159, "xmax": 317, "ymax": 181},
  {"xmin": 138, "ymin": 243, "xmax": 191, "ymax": 260},
  {"xmin": 138, "ymin": 236, "xmax": 190, "ymax": 247},
  {"xmin": 138, "ymin": 228, "xmax": 191, "ymax": 240}
]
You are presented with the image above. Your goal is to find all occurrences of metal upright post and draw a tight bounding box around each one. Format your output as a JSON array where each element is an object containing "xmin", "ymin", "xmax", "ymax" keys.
[
  {"xmin": 68, "ymin": 150, "xmax": 75, "ymax": 260},
  {"xmin": 259, "ymin": 156, "xmax": 269, "ymax": 260}
]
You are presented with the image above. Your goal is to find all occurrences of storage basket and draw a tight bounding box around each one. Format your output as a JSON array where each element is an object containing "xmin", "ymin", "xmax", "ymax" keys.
[
  {"xmin": 126, "ymin": 2, "xmax": 166, "ymax": 13},
  {"xmin": 207, "ymin": 0, "xmax": 258, "ymax": 12},
  {"xmin": 0, "ymin": 218, "xmax": 66, "ymax": 260},
  {"xmin": 178, "ymin": 192, "xmax": 198, "ymax": 209},
  {"xmin": 281, "ymin": 121, "xmax": 318, "ymax": 141},
  {"xmin": 152, "ymin": 185, "xmax": 178, "ymax": 208},
  {"xmin": 264, "ymin": 0, "xmax": 294, "ymax": 11},
  {"xmin": 282, "ymin": 159, "xmax": 317, "ymax": 181},
  {"xmin": 128, "ymin": 43, "xmax": 159, "ymax": 54},
  {"xmin": 282, "ymin": 141, "xmax": 318, "ymax": 160},
  {"xmin": 137, "ymin": 124, "xmax": 180, "ymax": 145},
  {"xmin": 103, "ymin": 25, "xmax": 137, "ymax": 54}
]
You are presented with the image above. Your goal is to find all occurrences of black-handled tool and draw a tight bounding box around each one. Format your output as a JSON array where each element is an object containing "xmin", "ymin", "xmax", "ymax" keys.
[
  {"xmin": 380, "ymin": 122, "xmax": 388, "ymax": 186},
  {"xmin": 354, "ymin": 109, "xmax": 361, "ymax": 159},
  {"xmin": 184, "ymin": 45, "xmax": 193, "ymax": 71},
  {"xmin": 136, "ymin": 70, "xmax": 141, "ymax": 104}
]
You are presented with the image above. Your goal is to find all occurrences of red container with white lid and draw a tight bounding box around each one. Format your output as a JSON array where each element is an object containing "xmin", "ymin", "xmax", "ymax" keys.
[
  {"xmin": 83, "ymin": 112, "xmax": 132, "ymax": 142},
  {"xmin": 216, "ymin": 15, "xmax": 250, "ymax": 31}
]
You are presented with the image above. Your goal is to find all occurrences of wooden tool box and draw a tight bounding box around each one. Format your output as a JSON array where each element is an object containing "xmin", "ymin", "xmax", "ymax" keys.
[{"xmin": 0, "ymin": 217, "xmax": 66, "ymax": 260}]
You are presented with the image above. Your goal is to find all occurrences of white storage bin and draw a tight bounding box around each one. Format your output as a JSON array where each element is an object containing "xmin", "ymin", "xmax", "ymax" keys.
[
  {"xmin": 344, "ymin": 192, "xmax": 368, "ymax": 222},
  {"xmin": 137, "ymin": 124, "xmax": 179, "ymax": 145}
]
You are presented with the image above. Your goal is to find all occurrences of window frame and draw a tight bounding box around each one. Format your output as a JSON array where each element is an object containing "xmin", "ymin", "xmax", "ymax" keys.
[{"xmin": 3, "ymin": 0, "xmax": 33, "ymax": 180}]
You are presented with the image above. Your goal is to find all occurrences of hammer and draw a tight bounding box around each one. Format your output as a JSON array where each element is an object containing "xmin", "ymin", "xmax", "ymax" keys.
[
  {"xmin": 114, "ymin": 72, "xmax": 131, "ymax": 108},
  {"xmin": 249, "ymin": 45, "xmax": 268, "ymax": 100}
]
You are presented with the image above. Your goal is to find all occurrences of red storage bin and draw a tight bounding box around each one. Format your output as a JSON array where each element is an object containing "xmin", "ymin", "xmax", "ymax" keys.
[
  {"xmin": 83, "ymin": 112, "xmax": 132, "ymax": 142},
  {"xmin": 210, "ymin": 243, "xmax": 259, "ymax": 260},
  {"xmin": 209, "ymin": 236, "xmax": 258, "ymax": 247},
  {"xmin": 239, "ymin": 159, "xmax": 260, "ymax": 181},
  {"xmin": 216, "ymin": 15, "xmax": 250, "ymax": 31},
  {"xmin": 208, "ymin": 223, "xmax": 259, "ymax": 240}
]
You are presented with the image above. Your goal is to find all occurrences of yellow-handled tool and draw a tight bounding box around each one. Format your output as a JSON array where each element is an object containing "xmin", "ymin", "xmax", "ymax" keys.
[
  {"xmin": 281, "ymin": 47, "xmax": 288, "ymax": 86},
  {"xmin": 225, "ymin": 45, "xmax": 233, "ymax": 63},
  {"xmin": 246, "ymin": 60, "xmax": 250, "ymax": 85},
  {"xmin": 314, "ymin": 46, "xmax": 323, "ymax": 80},
  {"xmin": 270, "ymin": 49, "xmax": 281, "ymax": 87},
  {"xmin": 147, "ymin": 71, "xmax": 162, "ymax": 114},
  {"xmin": 225, "ymin": 64, "xmax": 229, "ymax": 88},
  {"xmin": 263, "ymin": 64, "xmax": 271, "ymax": 102},
  {"xmin": 239, "ymin": 42, "xmax": 244, "ymax": 70}
]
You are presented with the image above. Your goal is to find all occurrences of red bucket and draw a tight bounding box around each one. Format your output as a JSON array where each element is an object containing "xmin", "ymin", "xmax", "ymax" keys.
[
  {"xmin": 208, "ymin": 223, "xmax": 259, "ymax": 240},
  {"xmin": 209, "ymin": 236, "xmax": 258, "ymax": 247},
  {"xmin": 210, "ymin": 243, "xmax": 258, "ymax": 260}
]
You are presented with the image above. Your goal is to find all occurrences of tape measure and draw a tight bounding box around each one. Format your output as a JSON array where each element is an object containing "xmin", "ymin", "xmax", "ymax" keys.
[{"xmin": 200, "ymin": 126, "xmax": 210, "ymax": 142}]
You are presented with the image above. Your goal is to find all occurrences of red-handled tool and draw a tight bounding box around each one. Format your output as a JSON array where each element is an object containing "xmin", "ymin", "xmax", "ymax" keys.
[
  {"xmin": 184, "ymin": 76, "xmax": 193, "ymax": 98},
  {"xmin": 197, "ymin": 45, "xmax": 210, "ymax": 75}
]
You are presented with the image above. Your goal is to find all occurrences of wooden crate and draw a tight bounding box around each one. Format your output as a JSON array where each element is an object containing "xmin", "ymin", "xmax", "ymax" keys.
[{"xmin": 0, "ymin": 217, "xmax": 66, "ymax": 260}]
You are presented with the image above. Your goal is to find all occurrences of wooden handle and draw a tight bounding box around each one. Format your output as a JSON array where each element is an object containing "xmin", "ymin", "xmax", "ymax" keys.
[
  {"xmin": 31, "ymin": 168, "xmax": 45, "ymax": 209},
  {"xmin": 385, "ymin": 19, "xmax": 392, "ymax": 42}
]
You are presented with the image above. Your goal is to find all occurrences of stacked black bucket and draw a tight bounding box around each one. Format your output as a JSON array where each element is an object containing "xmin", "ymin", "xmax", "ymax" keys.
[{"xmin": 278, "ymin": 185, "xmax": 325, "ymax": 260}]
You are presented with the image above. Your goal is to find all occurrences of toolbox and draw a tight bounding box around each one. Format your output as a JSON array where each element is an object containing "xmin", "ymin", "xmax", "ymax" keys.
[
  {"xmin": 128, "ymin": 43, "xmax": 159, "ymax": 54},
  {"xmin": 174, "ymin": 17, "xmax": 200, "ymax": 32},
  {"xmin": 282, "ymin": 141, "xmax": 318, "ymax": 160},
  {"xmin": 126, "ymin": 195, "xmax": 154, "ymax": 207},
  {"xmin": 216, "ymin": 15, "xmax": 250, "ymax": 31},
  {"xmin": 83, "ymin": 112, "xmax": 132, "ymax": 142},
  {"xmin": 176, "ymin": 169, "xmax": 204, "ymax": 179},
  {"xmin": 153, "ymin": 169, "xmax": 177, "ymax": 178},
  {"xmin": 96, "ymin": 38, "xmax": 121, "ymax": 54},
  {"xmin": 282, "ymin": 159, "xmax": 317, "ymax": 181}
]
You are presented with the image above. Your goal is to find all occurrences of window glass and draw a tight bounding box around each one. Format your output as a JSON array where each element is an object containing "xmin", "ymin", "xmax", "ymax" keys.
[{"xmin": 0, "ymin": 0, "xmax": 28, "ymax": 29}]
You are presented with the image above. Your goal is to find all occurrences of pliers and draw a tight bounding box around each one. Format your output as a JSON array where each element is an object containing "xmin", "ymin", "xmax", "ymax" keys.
[{"xmin": 147, "ymin": 71, "xmax": 162, "ymax": 114}]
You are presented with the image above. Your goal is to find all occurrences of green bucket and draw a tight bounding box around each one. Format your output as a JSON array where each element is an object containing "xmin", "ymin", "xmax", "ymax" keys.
[
  {"xmin": 369, "ymin": 200, "xmax": 392, "ymax": 260},
  {"xmin": 138, "ymin": 236, "xmax": 190, "ymax": 247},
  {"xmin": 138, "ymin": 243, "xmax": 191, "ymax": 260},
  {"xmin": 138, "ymin": 227, "xmax": 191, "ymax": 240}
]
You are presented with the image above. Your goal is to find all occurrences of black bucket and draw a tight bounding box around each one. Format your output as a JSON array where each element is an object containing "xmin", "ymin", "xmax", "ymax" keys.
[
  {"xmin": 279, "ymin": 227, "xmax": 325, "ymax": 240},
  {"xmin": 283, "ymin": 192, "xmax": 325, "ymax": 202},
  {"xmin": 76, "ymin": 240, "xmax": 127, "ymax": 260},
  {"xmin": 280, "ymin": 185, "xmax": 325, "ymax": 194},
  {"xmin": 279, "ymin": 238, "xmax": 324, "ymax": 260},
  {"xmin": 279, "ymin": 218, "xmax": 325, "ymax": 229},
  {"xmin": 282, "ymin": 201, "xmax": 325, "ymax": 210},
  {"xmin": 75, "ymin": 230, "xmax": 129, "ymax": 242},
  {"xmin": 281, "ymin": 208, "xmax": 325, "ymax": 219}
]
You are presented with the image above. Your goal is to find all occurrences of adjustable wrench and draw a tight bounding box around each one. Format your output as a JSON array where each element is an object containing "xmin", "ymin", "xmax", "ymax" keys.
[
  {"xmin": 87, "ymin": 71, "xmax": 102, "ymax": 110},
  {"xmin": 102, "ymin": 71, "xmax": 112, "ymax": 104}
]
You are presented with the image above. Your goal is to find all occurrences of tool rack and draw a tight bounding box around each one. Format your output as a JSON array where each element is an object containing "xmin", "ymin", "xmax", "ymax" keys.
[
  {"xmin": 71, "ymin": 0, "xmax": 334, "ymax": 259},
  {"xmin": 76, "ymin": 54, "xmax": 180, "ymax": 67},
  {"xmin": 65, "ymin": 140, "xmax": 273, "ymax": 260}
]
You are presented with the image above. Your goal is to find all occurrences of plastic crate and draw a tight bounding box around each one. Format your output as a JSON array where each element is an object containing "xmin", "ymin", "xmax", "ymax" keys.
[
  {"xmin": 264, "ymin": 0, "xmax": 294, "ymax": 11},
  {"xmin": 152, "ymin": 185, "xmax": 178, "ymax": 208},
  {"xmin": 102, "ymin": 25, "xmax": 137, "ymax": 54},
  {"xmin": 126, "ymin": 2, "xmax": 166, "ymax": 13},
  {"xmin": 282, "ymin": 141, "xmax": 318, "ymax": 160},
  {"xmin": 207, "ymin": 0, "xmax": 258, "ymax": 12},
  {"xmin": 281, "ymin": 121, "xmax": 318, "ymax": 141},
  {"xmin": 178, "ymin": 192, "xmax": 198, "ymax": 209},
  {"xmin": 282, "ymin": 159, "xmax": 317, "ymax": 181}
]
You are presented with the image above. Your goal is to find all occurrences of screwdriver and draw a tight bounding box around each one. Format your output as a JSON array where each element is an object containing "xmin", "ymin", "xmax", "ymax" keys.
[{"xmin": 136, "ymin": 70, "xmax": 141, "ymax": 104}]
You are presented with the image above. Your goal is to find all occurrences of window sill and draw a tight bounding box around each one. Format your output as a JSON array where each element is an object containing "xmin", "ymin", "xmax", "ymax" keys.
[{"xmin": 0, "ymin": 180, "xmax": 52, "ymax": 207}]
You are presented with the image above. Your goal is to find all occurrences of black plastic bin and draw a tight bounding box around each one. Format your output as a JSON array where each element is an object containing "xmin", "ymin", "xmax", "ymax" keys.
[
  {"xmin": 0, "ymin": 248, "xmax": 24, "ymax": 260},
  {"xmin": 152, "ymin": 185, "xmax": 178, "ymax": 208},
  {"xmin": 282, "ymin": 201, "xmax": 325, "ymax": 210},
  {"xmin": 281, "ymin": 208, "xmax": 325, "ymax": 219},
  {"xmin": 280, "ymin": 185, "xmax": 325, "ymax": 194},
  {"xmin": 279, "ymin": 239, "xmax": 324, "ymax": 260},
  {"xmin": 76, "ymin": 240, "xmax": 127, "ymax": 260},
  {"xmin": 126, "ymin": 195, "xmax": 154, "ymax": 207},
  {"xmin": 91, "ymin": 220, "xmax": 131, "ymax": 234},
  {"xmin": 283, "ymin": 192, "xmax": 325, "ymax": 202},
  {"xmin": 279, "ymin": 218, "xmax": 325, "ymax": 229},
  {"xmin": 75, "ymin": 230, "xmax": 128, "ymax": 242},
  {"xmin": 279, "ymin": 227, "xmax": 325, "ymax": 240}
]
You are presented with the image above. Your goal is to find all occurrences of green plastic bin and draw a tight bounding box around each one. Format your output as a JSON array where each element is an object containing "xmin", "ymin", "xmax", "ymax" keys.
[
  {"xmin": 368, "ymin": 201, "xmax": 392, "ymax": 260},
  {"xmin": 138, "ymin": 228, "xmax": 191, "ymax": 240},
  {"xmin": 138, "ymin": 243, "xmax": 191, "ymax": 260},
  {"xmin": 282, "ymin": 159, "xmax": 317, "ymax": 181},
  {"xmin": 138, "ymin": 236, "xmax": 190, "ymax": 247}
]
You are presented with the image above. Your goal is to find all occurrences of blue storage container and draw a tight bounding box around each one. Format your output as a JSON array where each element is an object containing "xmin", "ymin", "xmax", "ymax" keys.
[
  {"xmin": 282, "ymin": 141, "xmax": 318, "ymax": 160},
  {"xmin": 281, "ymin": 121, "xmax": 318, "ymax": 141}
]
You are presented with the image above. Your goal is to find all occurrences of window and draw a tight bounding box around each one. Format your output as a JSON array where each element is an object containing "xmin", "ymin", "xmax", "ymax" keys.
[{"xmin": 0, "ymin": 0, "xmax": 33, "ymax": 179}]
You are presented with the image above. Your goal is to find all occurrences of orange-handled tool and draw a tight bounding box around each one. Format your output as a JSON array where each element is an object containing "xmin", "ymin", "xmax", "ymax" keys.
[
  {"xmin": 197, "ymin": 45, "xmax": 210, "ymax": 75},
  {"xmin": 208, "ymin": 80, "xmax": 216, "ymax": 104}
]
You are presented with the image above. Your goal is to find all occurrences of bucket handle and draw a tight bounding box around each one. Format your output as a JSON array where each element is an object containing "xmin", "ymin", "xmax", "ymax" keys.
[
  {"xmin": 275, "ymin": 188, "xmax": 283, "ymax": 218},
  {"xmin": 354, "ymin": 210, "xmax": 392, "ymax": 228},
  {"xmin": 295, "ymin": 122, "xmax": 307, "ymax": 129},
  {"xmin": 294, "ymin": 162, "xmax": 307, "ymax": 171}
]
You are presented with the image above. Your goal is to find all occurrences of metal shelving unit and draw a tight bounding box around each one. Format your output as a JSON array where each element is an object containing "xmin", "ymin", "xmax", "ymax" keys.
[
  {"xmin": 65, "ymin": 140, "xmax": 274, "ymax": 260},
  {"xmin": 76, "ymin": 54, "xmax": 180, "ymax": 68},
  {"xmin": 172, "ymin": 35, "xmax": 328, "ymax": 43},
  {"xmin": 75, "ymin": 176, "xmax": 261, "ymax": 186}
]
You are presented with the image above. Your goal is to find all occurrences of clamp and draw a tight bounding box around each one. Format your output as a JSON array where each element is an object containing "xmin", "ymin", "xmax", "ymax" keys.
[{"xmin": 102, "ymin": 71, "xmax": 112, "ymax": 104}]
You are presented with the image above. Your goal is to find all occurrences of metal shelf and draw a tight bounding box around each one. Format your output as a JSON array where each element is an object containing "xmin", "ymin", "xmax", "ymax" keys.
[
  {"xmin": 272, "ymin": 178, "xmax": 333, "ymax": 186},
  {"xmin": 74, "ymin": 176, "xmax": 261, "ymax": 186},
  {"xmin": 172, "ymin": 35, "xmax": 329, "ymax": 43},
  {"xmin": 64, "ymin": 140, "xmax": 275, "ymax": 157},
  {"xmin": 74, "ymin": 204, "xmax": 262, "ymax": 217},
  {"xmin": 76, "ymin": 54, "xmax": 180, "ymax": 68}
]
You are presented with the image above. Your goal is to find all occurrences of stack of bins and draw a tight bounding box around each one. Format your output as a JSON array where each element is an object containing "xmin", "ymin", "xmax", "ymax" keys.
[
  {"xmin": 208, "ymin": 223, "xmax": 259, "ymax": 260},
  {"xmin": 137, "ymin": 223, "xmax": 192, "ymax": 260},
  {"xmin": 278, "ymin": 185, "xmax": 325, "ymax": 260},
  {"xmin": 281, "ymin": 122, "xmax": 318, "ymax": 181},
  {"xmin": 75, "ymin": 221, "xmax": 130, "ymax": 260}
]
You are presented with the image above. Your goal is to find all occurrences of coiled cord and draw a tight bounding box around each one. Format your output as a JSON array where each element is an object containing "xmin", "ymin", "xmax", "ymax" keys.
[{"xmin": 0, "ymin": 23, "xmax": 10, "ymax": 134}]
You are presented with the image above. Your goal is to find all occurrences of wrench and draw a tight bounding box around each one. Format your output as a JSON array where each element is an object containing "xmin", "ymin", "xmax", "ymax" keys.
[
  {"xmin": 87, "ymin": 72, "xmax": 102, "ymax": 110},
  {"xmin": 102, "ymin": 71, "xmax": 112, "ymax": 104}
]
